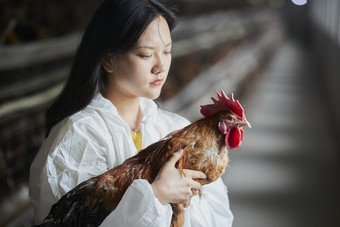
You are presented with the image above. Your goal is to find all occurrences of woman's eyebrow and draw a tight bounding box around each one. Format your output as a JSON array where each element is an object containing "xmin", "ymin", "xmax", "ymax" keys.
[{"xmin": 136, "ymin": 41, "xmax": 172, "ymax": 50}]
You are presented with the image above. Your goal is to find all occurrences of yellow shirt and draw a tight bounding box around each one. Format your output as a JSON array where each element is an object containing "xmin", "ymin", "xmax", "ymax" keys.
[{"xmin": 130, "ymin": 130, "xmax": 142, "ymax": 152}]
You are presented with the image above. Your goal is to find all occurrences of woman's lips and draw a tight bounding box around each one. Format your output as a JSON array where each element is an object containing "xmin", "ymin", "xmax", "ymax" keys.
[{"xmin": 150, "ymin": 79, "xmax": 163, "ymax": 86}]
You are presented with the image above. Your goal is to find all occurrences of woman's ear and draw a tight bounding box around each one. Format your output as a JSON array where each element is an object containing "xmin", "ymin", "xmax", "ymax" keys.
[{"xmin": 101, "ymin": 55, "xmax": 115, "ymax": 73}]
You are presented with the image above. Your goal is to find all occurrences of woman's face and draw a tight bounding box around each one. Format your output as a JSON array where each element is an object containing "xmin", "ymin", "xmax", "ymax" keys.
[{"xmin": 106, "ymin": 16, "xmax": 172, "ymax": 100}]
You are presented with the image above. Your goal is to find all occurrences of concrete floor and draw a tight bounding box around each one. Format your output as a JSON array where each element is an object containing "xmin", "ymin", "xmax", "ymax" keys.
[{"xmin": 222, "ymin": 40, "xmax": 340, "ymax": 227}]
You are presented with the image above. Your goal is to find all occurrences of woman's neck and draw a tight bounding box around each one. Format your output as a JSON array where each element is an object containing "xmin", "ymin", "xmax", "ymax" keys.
[{"xmin": 104, "ymin": 90, "xmax": 142, "ymax": 132}]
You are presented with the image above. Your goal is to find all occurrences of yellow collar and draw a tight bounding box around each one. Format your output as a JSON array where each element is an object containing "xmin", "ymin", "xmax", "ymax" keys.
[{"xmin": 130, "ymin": 130, "xmax": 142, "ymax": 152}]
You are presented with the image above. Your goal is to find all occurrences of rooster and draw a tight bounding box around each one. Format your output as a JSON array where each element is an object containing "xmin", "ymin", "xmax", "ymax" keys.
[{"xmin": 35, "ymin": 91, "xmax": 251, "ymax": 227}]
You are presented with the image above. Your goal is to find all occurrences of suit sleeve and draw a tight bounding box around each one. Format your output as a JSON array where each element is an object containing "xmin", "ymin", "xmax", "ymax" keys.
[
  {"xmin": 186, "ymin": 178, "xmax": 234, "ymax": 227},
  {"xmin": 43, "ymin": 121, "xmax": 172, "ymax": 226},
  {"xmin": 100, "ymin": 179, "xmax": 173, "ymax": 227}
]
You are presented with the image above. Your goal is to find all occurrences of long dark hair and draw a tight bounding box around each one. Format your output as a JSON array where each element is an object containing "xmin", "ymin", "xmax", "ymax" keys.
[{"xmin": 45, "ymin": 0, "xmax": 177, "ymax": 136}]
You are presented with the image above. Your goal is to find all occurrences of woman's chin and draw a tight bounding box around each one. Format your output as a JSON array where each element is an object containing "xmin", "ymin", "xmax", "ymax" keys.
[
  {"xmin": 150, "ymin": 92, "xmax": 161, "ymax": 100},
  {"xmin": 145, "ymin": 88, "xmax": 162, "ymax": 100}
]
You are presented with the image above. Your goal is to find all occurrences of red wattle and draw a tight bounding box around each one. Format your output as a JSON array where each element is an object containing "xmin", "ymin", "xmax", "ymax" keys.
[{"xmin": 225, "ymin": 128, "xmax": 242, "ymax": 149}]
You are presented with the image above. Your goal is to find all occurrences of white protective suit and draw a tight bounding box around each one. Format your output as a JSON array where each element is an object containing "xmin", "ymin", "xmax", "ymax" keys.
[{"xmin": 29, "ymin": 93, "xmax": 234, "ymax": 226}]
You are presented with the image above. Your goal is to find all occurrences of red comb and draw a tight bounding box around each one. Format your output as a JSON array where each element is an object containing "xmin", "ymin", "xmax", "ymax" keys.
[{"xmin": 200, "ymin": 91, "xmax": 245, "ymax": 119}]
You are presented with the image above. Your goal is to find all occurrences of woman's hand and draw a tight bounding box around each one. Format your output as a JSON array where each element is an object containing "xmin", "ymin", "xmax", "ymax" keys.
[{"xmin": 151, "ymin": 149, "xmax": 207, "ymax": 205}]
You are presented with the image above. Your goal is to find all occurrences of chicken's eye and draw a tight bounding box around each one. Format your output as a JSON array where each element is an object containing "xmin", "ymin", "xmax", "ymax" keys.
[{"xmin": 226, "ymin": 116, "xmax": 233, "ymax": 121}]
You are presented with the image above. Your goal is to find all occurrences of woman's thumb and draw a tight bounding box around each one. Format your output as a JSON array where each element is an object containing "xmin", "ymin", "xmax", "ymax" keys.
[{"xmin": 168, "ymin": 149, "xmax": 183, "ymax": 166}]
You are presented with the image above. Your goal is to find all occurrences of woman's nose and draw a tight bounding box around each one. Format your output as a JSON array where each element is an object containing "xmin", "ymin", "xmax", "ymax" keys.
[{"xmin": 152, "ymin": 56, "xmax": 166, "ymax": 74}]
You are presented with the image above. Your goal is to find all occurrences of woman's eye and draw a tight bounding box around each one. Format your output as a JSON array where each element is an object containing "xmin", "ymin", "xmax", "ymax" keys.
[
  {"xmin": 138, "ymin": 54, "xmax": 152, "ymax": 58},
  {"xmin": 164, "ymin": 51, "xmax": 171, "ymax": 55}
]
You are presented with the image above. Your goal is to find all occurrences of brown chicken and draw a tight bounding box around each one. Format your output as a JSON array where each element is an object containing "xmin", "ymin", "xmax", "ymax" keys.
[{"xmin": 35, "ymin": 91, "xmax": 250, "ymax": 227}]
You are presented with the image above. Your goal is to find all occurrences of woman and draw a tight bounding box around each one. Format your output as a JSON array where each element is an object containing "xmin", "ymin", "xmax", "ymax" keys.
[{"xmin": 29, "ymin": 0, "xmax": 233, "ymax": 226}]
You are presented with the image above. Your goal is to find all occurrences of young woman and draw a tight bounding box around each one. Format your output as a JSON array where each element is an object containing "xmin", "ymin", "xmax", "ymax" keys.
[{"xmin": 29, "ymin": 0, "xmax": 233, "ymax": 226}]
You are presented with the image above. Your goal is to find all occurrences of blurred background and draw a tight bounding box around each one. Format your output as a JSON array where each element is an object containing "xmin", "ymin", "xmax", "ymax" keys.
[{"xmin": 0, "ymin": 0, "xmax": 339, "ymax": 226}]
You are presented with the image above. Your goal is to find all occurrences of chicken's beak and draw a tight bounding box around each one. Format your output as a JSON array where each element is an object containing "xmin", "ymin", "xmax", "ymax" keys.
[{"xmin": 238, "ymin": 119, "xmax": 251, "ymax": 128}]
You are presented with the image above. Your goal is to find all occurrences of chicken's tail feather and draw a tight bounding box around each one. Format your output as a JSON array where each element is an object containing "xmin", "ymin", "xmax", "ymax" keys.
[{"xmin": 34, "ymin": 179, "xmax": 109, "ymax": 226}]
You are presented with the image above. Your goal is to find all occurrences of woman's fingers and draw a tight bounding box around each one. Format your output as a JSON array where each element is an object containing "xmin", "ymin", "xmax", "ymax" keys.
[
  {"xmin": 151, "ymin": 149, "xmax": 206, "ymax": 204},
  {"xmin": 181, "ymin": 170, "xmax": 204, "ymax": 191},
  {"xmin": 189, "ymin": 179, "xmax": 201, "ymax": 191},
  {"xmin": 183, "ymin": 169, "xmax": 207, "ymax": 180}
]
